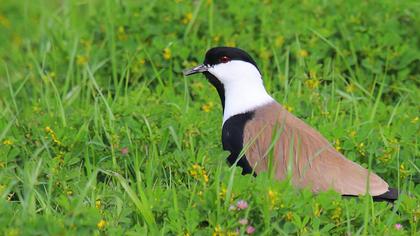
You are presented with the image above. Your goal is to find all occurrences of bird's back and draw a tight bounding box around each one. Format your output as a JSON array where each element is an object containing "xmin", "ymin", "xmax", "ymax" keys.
[{"xmin": 243, "ymin": 102, "xmax": 389, "ymax": 196}]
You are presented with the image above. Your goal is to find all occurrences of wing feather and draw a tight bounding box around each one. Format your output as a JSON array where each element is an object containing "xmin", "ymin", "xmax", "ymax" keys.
[{"xmin": 243, "ymin": 102, "xmax": 389, "ymax": 196}]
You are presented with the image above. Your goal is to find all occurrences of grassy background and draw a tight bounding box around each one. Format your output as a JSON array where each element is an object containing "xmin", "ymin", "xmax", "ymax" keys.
[{"xmin": 0, "ymin": 0, "xmax": 419, "ymax": 235}]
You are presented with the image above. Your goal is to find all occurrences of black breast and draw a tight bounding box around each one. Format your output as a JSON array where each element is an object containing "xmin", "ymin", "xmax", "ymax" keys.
[{"xmin": 222, "ymin": 112, "xmax": 255, "ymax": 175}]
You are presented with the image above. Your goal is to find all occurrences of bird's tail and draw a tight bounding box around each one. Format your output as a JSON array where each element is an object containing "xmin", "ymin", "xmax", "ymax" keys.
[{"xmin": 372, "ymin": 188, "xmax": 399, "ymax": 202}]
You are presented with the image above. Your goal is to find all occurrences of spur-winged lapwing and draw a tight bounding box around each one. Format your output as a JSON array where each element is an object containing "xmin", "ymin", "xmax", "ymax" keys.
[{"xmin": 184, "ymin": 47, "xmax": 398, "ymax": 202}]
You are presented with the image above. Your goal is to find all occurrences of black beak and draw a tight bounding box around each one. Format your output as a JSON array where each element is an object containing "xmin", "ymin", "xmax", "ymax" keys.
[{"xmin": 183, "ymin": 64, "xmax": 209, "ymax": 76}]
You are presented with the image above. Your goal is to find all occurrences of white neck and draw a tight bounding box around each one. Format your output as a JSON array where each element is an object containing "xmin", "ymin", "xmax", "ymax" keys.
[
  {"xmin": 222, "ymin": 73, "xmax": 274, "ymax": 124},
  {"xmin": 223, "ymin": 80, "xmax": 273, "ymax": 123},
  {"xmin": 207, "ymin": 60, "xmax": 274, "ymax": 124}
]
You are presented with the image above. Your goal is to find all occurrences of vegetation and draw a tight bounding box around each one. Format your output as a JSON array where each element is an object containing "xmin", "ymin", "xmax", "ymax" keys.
[{"xmin": 0, "ymin": 0, "xmax": 419, "ymax": 235}]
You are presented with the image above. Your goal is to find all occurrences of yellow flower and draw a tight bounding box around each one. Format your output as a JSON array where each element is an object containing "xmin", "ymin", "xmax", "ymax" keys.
[
  {"xmin": 163, "ymin": 48, "xmax": 171, "ymax": 60},
  {"xmin": 284, "ymin": 104, "xmax": 293, "ymax": 113},
  {"xmin": 399, "ymin": 163, "xmax": 409, "ymax": 179},
  {"xmin": 181, "ymin": 12, "xmax": 193, "ymax": 24},
  {"xmin": 212, "ymin": 35, "xmax": 220, "ymax": 43},
  {"xmin": 212, "ymin": 225, "xmax": 223, "ymax": 236},
  {"xmin": 42, "ymin": 71, "xmax": 56, "ymax": 81},
  {"xmin": 201, "ymin": 166, "xmax": 210, "ymax": 181},
  {"xmin": 76, "ymin": 55, "xmax": 88, "ymax": 65},
  {"xmin": 275, "ymin": 36, "xmax": 285, "ymax": 47},
  {"xmin": 54, "ymin": 151, "xmax": 65, "ymax": 166},
  {"xmin": 67, "ymin": 190, "xmax": 73, "ymax": 196},
  {"xmin": 268, "ymin": 189, "xmax": 275, "ymax": 198},
  {"xmin": 117, "ymin": 26, "xmax": 128, "ymax": 41},
  {"xmin": 346, "ymin": 83, "xmax": 356, "ymax": 93},
  {"xmin": 48, "ymin": 72, "xmax": 56, "ymax": 79},
  {"xmin": 45, "ymin": 126, "xmax": 62, "ymax": 146},
  {"xmin": 331, "ymin": 206, "xmax": 342, "ymax": 223},
  {"xmin": 334, "ymin": 139, "xmax": 342, "ymax": 152},
  {"xmin": 284, "ymin": 211, "xmax": 294, "ymax": 221},
  {"xmin": 268, "ymin": 189, "xmax": 277, "ymax": 208},
  {"xmin": 219, "ymin": 186, "xmax": 227, "ymax": 199},
  {"xmin": 189, "ymin": 169, "xmax": 198, "ymax": 177},
  {"xmin": 349, "ymin": 130, "xmax": 357, "ymax": 138},
  {"xmin": 389, "ymin": 138, "xmax": 399, "ymax": 145},
  {"xmin": 189, "ymin": 163, "xmax": 209, "ymax": 183},
  {"xmin": 357, "ymin": 142, "xmax": 365, "ymax": 156},
  {"xmin": 226, "ymin": 40, "xmax": 236, "ymax": 47},
  {"xmin": 304, "ymin": 79, "xmax": 320, "ymax": 90},
  {"xmin": 3, "ymin": 139, "xmax": 13, "ymax": 146},
  {"xmin": 97, "ymin": 219, "xmax": 106, "ymax": 230},
  {"xmin": 313, "ymin": 203, "xmax": 322, "ymax": 217},
  {"xmin": 411, "ymin": 116, "xmax": 419, "ymax": 124},
  {"xmin": 298, "ymin": 49, "xmax": 309, "ymax": 58},
  {"xmin": 201, "ymin": 102, "xmax": 214, "ymax": 112},
  {"xmin": 95, "ymin": 200, "xmax": 101, "ymax": 209},
  {"xmin": 45, "ymin": 126, "xmax": 53, "ymax": 133},
  {"xmin": 378, "ymin": 152, "xmax": 392, "ymax": 163},
  {"xmin": 227, "ymin": 231, "xmax": 239, "ymax": 236}
]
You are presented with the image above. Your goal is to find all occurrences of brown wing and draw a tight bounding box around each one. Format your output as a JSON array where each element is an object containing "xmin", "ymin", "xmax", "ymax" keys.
[{"xmin": 243, "ymin": 102, "xmax": 389, "ymax": 196}]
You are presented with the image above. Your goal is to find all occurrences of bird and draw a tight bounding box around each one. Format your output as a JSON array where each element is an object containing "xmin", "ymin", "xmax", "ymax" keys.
[{"xmin": 184, "ymin": 46, "xmax": 398, "ymax": 202}]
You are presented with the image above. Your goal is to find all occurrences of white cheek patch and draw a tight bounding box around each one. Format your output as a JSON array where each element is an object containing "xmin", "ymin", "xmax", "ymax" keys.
[
  {"xmin": 207, "ymin": 61, "xmax": 274, "ymax": 123},
  {"xmin": 208, "ymin": 61, "xmax": 261, "ymax": 85}
]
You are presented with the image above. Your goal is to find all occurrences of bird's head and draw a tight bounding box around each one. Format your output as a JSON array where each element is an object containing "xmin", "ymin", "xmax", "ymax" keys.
[
  {"xmin": 184, "ymin": 47, "xmax": 261, "ymax": 86},
  {"xmin": 184, "ymin": 47, "xmax": 273, "ymax": 122}
]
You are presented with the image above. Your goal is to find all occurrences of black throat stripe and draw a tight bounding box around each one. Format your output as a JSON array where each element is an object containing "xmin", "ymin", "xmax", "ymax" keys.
[
  {"xmin": 204, "ymin": 72, "xmax": 225, "ymax": 111},
  {"xmin": 222, "ymin": 112, "xmax": 255, "ymax": 175}
]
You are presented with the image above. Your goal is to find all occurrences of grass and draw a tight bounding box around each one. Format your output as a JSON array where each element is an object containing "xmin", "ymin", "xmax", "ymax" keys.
[{"xmin": 0, "ymin": 0, "xmax": 419, "ymax": 235}]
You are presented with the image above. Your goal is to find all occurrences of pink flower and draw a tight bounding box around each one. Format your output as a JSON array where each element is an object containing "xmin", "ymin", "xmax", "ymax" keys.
[
  {"xmin": 395, "ymin": 223, "xmax": 403, "ymax": 230},
  {"xmin": 246, "ymin": 225, "xmax": 255, "ymax": 234},
  {"xmin": 121, "ymin": 147, "xmax": 129, "ymax": 155},
  {"xmin": 236, "ymin": 200, "xmax": 248, "ymax": 210},
  {"xmin": 238, "ymin": 218, "xmax": 248, "ymax": 225}
]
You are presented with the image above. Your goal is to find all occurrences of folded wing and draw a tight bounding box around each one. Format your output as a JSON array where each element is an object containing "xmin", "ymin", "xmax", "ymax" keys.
[{"xmin": 243, "ymin": 102, "xmax": 389, "ymax": 196}]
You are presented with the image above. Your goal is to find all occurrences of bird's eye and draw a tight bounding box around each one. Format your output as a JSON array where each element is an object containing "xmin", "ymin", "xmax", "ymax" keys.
[{"xmin": 219, "ymin": 56, "xmax": 231, "ymax": 63}]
